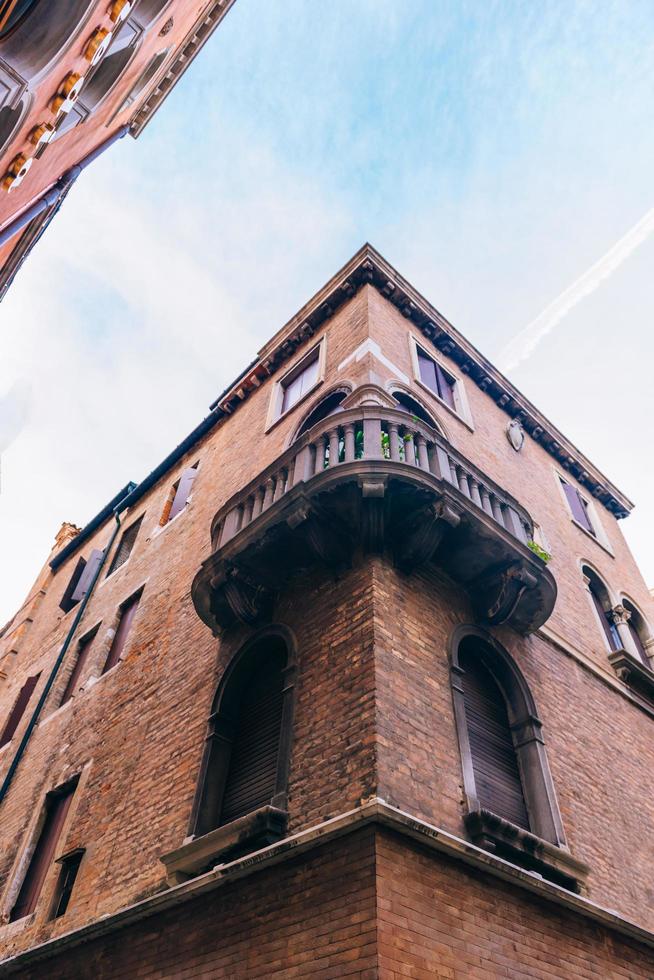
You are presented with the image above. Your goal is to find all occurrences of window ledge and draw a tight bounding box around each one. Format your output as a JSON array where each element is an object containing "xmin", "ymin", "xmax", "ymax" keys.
[
  {"xmin": 464, "ymin": 809, "xmax": 589, "ymax": 893},
  {"xmin": 160, "ymin": 806, "xmax": 288, "ymax": 886},
  {"xmin": 150, "ymin": 502, "xmax": 190, "ymax": 540},
  {"xmin": 570, "ymin": 518, "xmax": 614, "ymax": 557},
  {"xmin": 608, "ymin": 649, "xmax": 654, "ymax": 700},
  {"xmin": 414, "ymin": 377, "xmax": 474, "ymax": 432}
]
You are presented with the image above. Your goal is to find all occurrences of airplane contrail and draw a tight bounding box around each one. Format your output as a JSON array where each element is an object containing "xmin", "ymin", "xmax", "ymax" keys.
[{"xmin": 497, "ymin": 205, "xmax": 654, "ymax": 373}]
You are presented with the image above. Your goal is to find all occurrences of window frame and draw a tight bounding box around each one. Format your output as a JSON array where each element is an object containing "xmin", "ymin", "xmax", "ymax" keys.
[
  {"xmin": 447, "ymin": 627, "xmax": 589, "ymax": 894},
  {"xmin": 104, "ymin": 515, "xmax": 144, "ymax": 581},
  {"xmin": 581, "ymin": 565, "xmax": 620, "ymax": 654},
  {"xmin": 266, "ymin": 339, "xmax": 327, "ymax": 431},
  {"xmin": 408, "ymin": 333, "xmax": 473, "ymax": 429},
  {"xmin": 555, "ymin": 470, "xmax": 613, "ymax": 554},
  {"xmin": 101, "ymin": 589, "xmax": 143, "ymax": 675},
  {"xmin": 191, "ymin": 625, "xmax": 298, "ymax": 840}
]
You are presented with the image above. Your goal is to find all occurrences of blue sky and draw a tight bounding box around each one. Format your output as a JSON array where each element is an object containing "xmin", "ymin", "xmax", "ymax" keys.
[{"xmin": 1, "ymin": 0, "xmax": 653, "ymax": 621}]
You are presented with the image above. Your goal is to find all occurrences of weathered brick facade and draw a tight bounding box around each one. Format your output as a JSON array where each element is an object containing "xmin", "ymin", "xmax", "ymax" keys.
[{"xmin": 0, "ymin": 246, "xmax": 652, "ymax": 976}]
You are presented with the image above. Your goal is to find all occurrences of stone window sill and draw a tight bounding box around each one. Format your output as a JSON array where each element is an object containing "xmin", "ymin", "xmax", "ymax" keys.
[
  {"xmin": 160, "ymin": 806, "xmax": 287, "ymax": 886},
  {"xmin": 608, "ymin": 649, "xmax": 654, "ymax": 701},
  {"xmin": 464, "ymin": 809, "xmax": 589, "ymax": 893}
]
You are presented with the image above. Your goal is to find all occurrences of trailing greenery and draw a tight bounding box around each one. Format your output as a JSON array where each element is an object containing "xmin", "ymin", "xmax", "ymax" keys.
[{"xmin": 527, "ymin": 539, "xmax": 552, "ymax": 564}]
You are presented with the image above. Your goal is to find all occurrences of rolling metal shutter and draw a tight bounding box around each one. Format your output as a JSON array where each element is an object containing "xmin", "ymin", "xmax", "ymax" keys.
[
  {"xmin": 220, "ymin": 654, "xmax": 284, "ymax": 825},
  {"xmin": 461, "ymin": 651, "xmax": 530, "ymax": 830}
]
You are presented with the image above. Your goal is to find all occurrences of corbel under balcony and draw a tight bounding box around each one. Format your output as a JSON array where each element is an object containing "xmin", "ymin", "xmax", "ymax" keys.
[
  {"xmin": 608, "ymin": 648, "xmax": 654, "ymax": 702},
  {"xmin": 192, "ymin": 401, "xmax": 556, "ymax": 636}
]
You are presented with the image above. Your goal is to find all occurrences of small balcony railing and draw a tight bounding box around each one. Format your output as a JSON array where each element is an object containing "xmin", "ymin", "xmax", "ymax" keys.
[{"xmin": 193, "ymin": 406, "xmax": 556, "ymax": 636}]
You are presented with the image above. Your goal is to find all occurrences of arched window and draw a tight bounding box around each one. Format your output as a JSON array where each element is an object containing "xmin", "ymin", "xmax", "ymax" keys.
[
  {"xmin": 193, "ymin": 629, "xmax": 296, "ymax": 841},
  {"xmin": 295, "ymin": 387, "xmax": 349, "ymax": 439},
  {"xmin": 583, "ymin": 566, "xmax": 620, "ymax": 652},
  {"xmin": 458, "ymin": 648, "xmax": 529, "ymax": 830},
  {"xmin": 0, "ymin": 94, "xmax": 28, "ymax": 154},
  {"xmin": 391, "ymin": 389, "xmax": 441, "ymax": 430},
  {"xmin": 79, "ymin": 22, "xmax": 140, "ymax": 113},
  {"xmin": 449, "ymin": 627, "xmax": 586, "ymax": 890},
  {"xmin": 621, "ymin": 598, "xmax": 651, "ymax": 668},
  {"xmin": 0, "ymin": 0, "xmax": 96, "ymax": 83}
]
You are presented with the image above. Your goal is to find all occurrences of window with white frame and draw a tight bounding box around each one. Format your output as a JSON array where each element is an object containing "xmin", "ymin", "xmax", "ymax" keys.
[
  {"xmin": 409, "ymin": 336, "xmax": 472, "ymax": 426},
  {"xmin": 268, "ymin": 341, "xmax": 325, "ymax": 427}
]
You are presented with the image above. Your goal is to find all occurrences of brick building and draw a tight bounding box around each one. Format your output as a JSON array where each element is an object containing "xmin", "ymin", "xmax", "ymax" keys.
[
  {"xmin": 0, "ymin": 244, "xmax": 653, "ymax": 977},
  {"xmin": 0, "ymin": 0, "xmax": 236, "ymax": 300}
]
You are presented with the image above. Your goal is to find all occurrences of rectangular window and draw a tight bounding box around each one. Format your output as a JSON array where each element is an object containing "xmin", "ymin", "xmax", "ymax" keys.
[
  {"xmin": 281, "ymin": 351, "xmax": 320, "ymax": 414},
  {"xmin": 50, "ymin": 848, "xmax": 85, "ymax": 919},
  {"xmin": 417, "ymin": 348, "xmax": 457, "ymax": 411},
  {"xmin": 101, "ymin": 593, "xmax": 141, "ymax": 674},
  {"xmin": 560, "ymin": 478, "xmax": 595, "ymax": 536},
  {"xmin": 161, "ymin": 463, "xmax": 198, "ymax": 526},
  {"xmin": 10, "ymin": 779, "xmax": 78, "ymax": 921},
  {"xmin": 0, "ymin": 673, "xmax": 41, "ymax": 748},
  {"xmin": 106, "ymin": 517, "xmax": 143, "ymax": 577},
  {"xmin": 60, "ymin": 629, "xmax": 98, "ymax": 706},
  {"xmin": 59, "ymin": 549, "xmax": 104, "ymax": 613}
]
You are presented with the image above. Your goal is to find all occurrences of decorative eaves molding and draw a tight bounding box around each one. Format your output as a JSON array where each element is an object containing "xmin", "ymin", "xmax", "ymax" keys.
[
  {"xmin": 215, "ymin": 244, "xmax": 632, "ymax": 518},
  {"xmin": 129, "ymin": 0, "xmax": 238, "ymax": 138}
]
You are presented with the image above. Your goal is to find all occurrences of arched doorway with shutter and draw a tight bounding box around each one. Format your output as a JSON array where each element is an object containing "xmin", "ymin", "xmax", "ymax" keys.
[
  {"xmin": 191, "ymin": 626, "xmax": 297, "ymax": 849},
  {"xmin": 448, "ymin": 626, "xmax": 586, "ymax": 890}
]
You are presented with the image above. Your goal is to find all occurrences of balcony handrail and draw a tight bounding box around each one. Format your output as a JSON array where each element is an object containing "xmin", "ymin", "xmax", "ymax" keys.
[{"xmin": 210, "ymin": 406, "xmax": 534, "ymax": 551}]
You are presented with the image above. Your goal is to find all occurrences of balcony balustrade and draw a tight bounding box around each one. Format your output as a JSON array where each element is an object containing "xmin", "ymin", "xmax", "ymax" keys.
[{"xmin": 192, "ymin": 404, "xmax": 556, "ymax": 635}]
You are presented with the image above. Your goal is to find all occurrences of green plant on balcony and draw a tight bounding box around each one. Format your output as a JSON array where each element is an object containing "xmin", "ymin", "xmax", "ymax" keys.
[{"xmin": 527, "ymin": 539, "xmax": 552, "ymax": 564}]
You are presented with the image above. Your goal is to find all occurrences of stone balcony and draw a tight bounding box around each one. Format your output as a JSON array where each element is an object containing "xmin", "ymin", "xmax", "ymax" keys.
[{"xmin": 192, "ymin": 395, "xmax": 556, "ymax": 636}]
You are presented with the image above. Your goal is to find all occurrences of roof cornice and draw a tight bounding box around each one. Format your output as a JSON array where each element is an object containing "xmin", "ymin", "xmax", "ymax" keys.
[
  {"xmin": 215, "ymin": 243, "xmax": 632, "ymax": 518},
  {"xmin": 129, "ymin": 0, "xmax": 238, "ymax": 138}
]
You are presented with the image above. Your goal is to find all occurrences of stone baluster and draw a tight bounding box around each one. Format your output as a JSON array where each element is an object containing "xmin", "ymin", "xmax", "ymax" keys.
[
  {"xmin": 490, "ymin": 494, "xmax": 504, "ymax": 526},
  {"xmin": 457, "ymin": 466, "xmax": 471, "ymax": 498},
  {"xmin": 403, "ymin": 431, "xmax": 416, "ymax": 466},
  {"xmin": 252, "ymin": 486, "xmax": 265, "ymax": 519},
  {"xmin": 434, "ymin": 445, "xmax": 456, "ymax": 484},
  {"xmin": 243, "ymin": 496, "xmax": 255, "ymax": 526},
  {"xmin": 479, "ymin": 486, "xmax": 494, "ymax": 517},
  {"xmin": 363, "ymin": 416, "xmax": 383, "ymax": 459},
  {"xmin": 262, "ymin": 477, "xmax": 275, "ymax": 511},
  {"xmin": 503, "ymin": 505, "xmax": 528, "ymax": 543},
  {"xmin": 468, "ymin": 477, "xmax": 482, "ymax": 508},
  {"xmin": 415, "ymin": 433, "xmax": 428, "ymax": 470},
  {"xmin": 293, "ymin": 443, "xmax": 314, "ymax": 486},
  {"xmin": 344, "ymin": 423, "xmax": 356, "ymax": 462},
  {"xmin": 273, "ymin": 469, "xmax": 286, "ymax": 502},
  {"xmin": 328, "ymin": 428, "xmax": 340, "ymax": 468},
  {"xmin": 388, "ymin": 422, "xmax": 401, "ymax": 461}
]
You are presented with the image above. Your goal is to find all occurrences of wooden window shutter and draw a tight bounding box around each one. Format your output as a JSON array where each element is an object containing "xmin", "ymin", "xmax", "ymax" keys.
[
  {"xmin": 70, "ymin": 549, "xmax": 104, "ymax": 604},
  {"xmin": 460, "ymin": 651, "xmax": 530, "ymax": 830},
  {"xmin": 561, "ymin": 479, "xmax": 595, "ymax": 535},
  {"xmin": 167, "ymin": 467, "xmax": 197, "ymax": 523},
  {"xmin": 59, "ymin": 557, "xmax": 86, "ymax": 613},
  {"xmin": 417, "ymin": 350, "xmax": 439, "ymax": 394},
  {"xmin": 0, "ymin": 673, "xmax": 41, "ymax": 748},
  {"xmin": 10, "ymin": 780, "xmax": 77, "ymax": 921},
  {"xmin": 107, "ymin": 517, "xmax": 143, "ymax": 576},
  {"xmin": 102, "ymin": 594, "xmax": 140, "ymax": 674},
  {"xmin": 60, "ymin": 631, "xmax": 97, "ymax": 705},
  {"xmin": 220, "ymin": 651, "xmax": 285, "ymax": 825}
]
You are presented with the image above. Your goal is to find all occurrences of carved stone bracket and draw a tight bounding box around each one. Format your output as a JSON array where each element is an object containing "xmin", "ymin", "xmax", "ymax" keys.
[
  {"xmin": 473, "ymin": 561, "xmax": 538, "ymax": 627},
  {"xmin": 393, "ymin": 499, "xmax": 462, "ymax": 572},
  {"xmin": 222, "ymin": 568, "xmax": 274, "ymax": 626}
]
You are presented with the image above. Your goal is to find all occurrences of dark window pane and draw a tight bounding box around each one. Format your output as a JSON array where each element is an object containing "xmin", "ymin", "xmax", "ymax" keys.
[
  {"xmin": 589, "ymin": 585, "xmax": 620, "ymax": 651},
  {"xmin": 107, "ymin": 517, "xmax": 143, "ymax": 577},
  {"xmin": 0, "ymin": 673, "xmax": 40, "ymax": 748},
  {"xmin": 60, "ymin": 632, "xmax": 97, "ymax": 705},
  {"xmin": 51, "ymin": 850, "xmax": 84, "ymax": 919},
  {"xmin": 102, "ymin": 594, "xmax": 140, "ymax": 674},
  {"xmin": 11, "ymin": 781, "xmax": 77, "ymax": 921}
]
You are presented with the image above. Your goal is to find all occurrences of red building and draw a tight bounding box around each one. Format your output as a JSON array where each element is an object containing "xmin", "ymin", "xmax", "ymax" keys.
[
  {"xmin": 0, "ymin": 245, "xmax": 653, "ymax": 976},
  {"xmin": 0, "ymin": 0, "xmax": 236, "ymax": 299}
]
